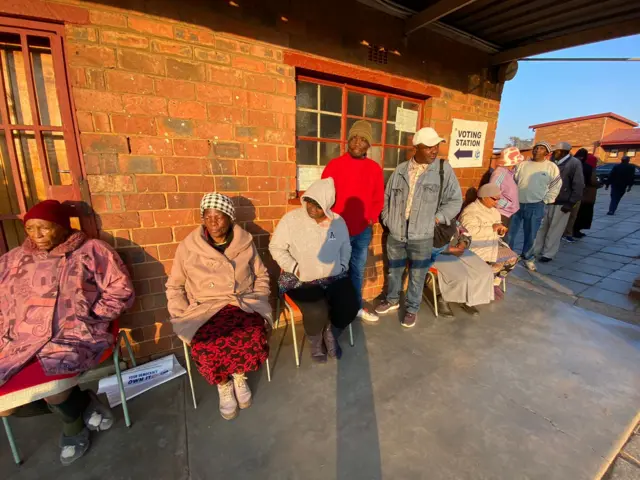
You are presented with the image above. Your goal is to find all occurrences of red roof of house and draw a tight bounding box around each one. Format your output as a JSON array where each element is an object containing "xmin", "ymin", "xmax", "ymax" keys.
[
  {"xmin": 600, "ymin": 128, "xmax": 640, "ymax": 146},
  {"xmin": 529, "ymin": 113, "xmax": 638, "ymax": 130}
]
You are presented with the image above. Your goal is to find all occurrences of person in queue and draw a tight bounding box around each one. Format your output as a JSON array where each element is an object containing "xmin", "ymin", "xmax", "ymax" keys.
[
  {"xmin": 166, "ymin": 193, "xmax": 272, "ymax": 421},
  {"xmin": 572, "ymin": 153, "xmax": 601, "ymax": 238},
  {"xmin": 507, "ymin": 141, "xmax": 561, "ymax": 271},
  {"xmin": 269, "ymin": 178, "xmax": 358, "ymax": 363},
  {"xmin": 0, "ymin": 200, "xmax": 135, "ymax": 465},
  {"xmin": 489, "ymin": 146, "xmax": 523, "ymax": 227},
  {"xmin": 562, "ymin": 148, "xmax": 588, "ymax": 242},
  {"xmin": 533, "ymin": 142, "xmax": 584, "ymax": 263},
  {"xmin": 375, "ymin": 127, "xmax": 462, "ymax": 328},
  {"xmin": 606, "ymin": 155, "xmax": 636, "ymax": 215},
  {"xmin": 459, "ymin": 183, "xmax": 519, "ymax": 309},
  {"xmin": 322, "ymin": 120, "xmax": 384, "ymax": 324}
]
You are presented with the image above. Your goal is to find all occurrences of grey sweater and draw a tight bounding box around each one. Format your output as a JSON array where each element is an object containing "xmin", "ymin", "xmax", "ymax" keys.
[{"xmin": 554, "ymin": 155, "xmax": 585, "ymax": 207}]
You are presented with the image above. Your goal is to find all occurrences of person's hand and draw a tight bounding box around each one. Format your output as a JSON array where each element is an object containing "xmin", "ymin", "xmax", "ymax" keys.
[
  {"xmin": 435, "ymin": 217, "xmax": 440, "ymax": 225},
  {"xmin": 448, "ymin": 244, "xmax": 465, "ymax": 257},
  {"xmin": 498, "ymin": 225, "xmax": 508, "ymax": 236},
  {"xmin": 561, "ymin": 204, "xmax": 572, "ymax": 214},
  {"xmin": 492, "ymin": 223, "xmax": 503, "ymax": 232}
]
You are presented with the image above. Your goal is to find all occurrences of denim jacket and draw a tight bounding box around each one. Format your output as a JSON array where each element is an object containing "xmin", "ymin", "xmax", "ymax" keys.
[{"xmin": 381, "ymin": 159, "xmax": 462, "ymax": 242}]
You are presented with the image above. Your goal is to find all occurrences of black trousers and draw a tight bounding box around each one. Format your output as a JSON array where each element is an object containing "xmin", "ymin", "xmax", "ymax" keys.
[{"xmin": 286, "ymin": 277, "xmax": 359, "ymax": 336}]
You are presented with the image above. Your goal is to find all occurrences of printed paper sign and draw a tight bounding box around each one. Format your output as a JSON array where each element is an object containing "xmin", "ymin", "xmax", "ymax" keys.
[
  {"xmin": 297, "ymin": 166, "xmax": 323, "ymax": 190},
  {"xmin": 395, "ymin": 107, "xmax": 418, "ymax": 133},
  {"xmin": 447, "ymin": 119, "xmax": 488, "ymax": 168}
]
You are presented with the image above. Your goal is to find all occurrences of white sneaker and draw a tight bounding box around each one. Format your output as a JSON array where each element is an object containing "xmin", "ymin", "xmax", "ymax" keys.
[
  {"xmin": 217, "ymin": 381, "xmax": 238, "ymax": 420},
  {"xmin": 232, "ymin": 373, "xmax": 252, "ymax": 409},
  {"xmin": 523, "ymin": 259, "xmax": 537, "ymax": 271},
  {"xmin": 493, "ymin": 277, "xmax": 502, "ymax": 286},
  {"xmin": 357, "ymin": 308, "xmax": 379, "ymax": 323}
]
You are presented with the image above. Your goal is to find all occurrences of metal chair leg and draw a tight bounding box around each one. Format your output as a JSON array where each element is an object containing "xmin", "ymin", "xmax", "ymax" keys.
[
  {"xmin": 121, "ymin": 331, "xmax": 137, "ymax": 368},
  {"xmin": 2, "ymin": 417, "xmax": 21, "ymax": 465},
  {"xmin": 113, "ymin": 337, "xmax": 131, "ymax": 428},
  {"xmin": 286, "ymin": 302, "xmax": 300, "ymax": 367},
  {"xmin": 502, "ymin": 277, "xmax": 507, "ymax": 293},
  {"xmin": 266, "ymin": 358, "xmax": 271, "ymax": 382},
  {"xmin": 183, "ymin": 342, "xmax": 197, "ymax": 409},
  {"xmin": 432, "ymin": 272, "xmax": 439, "ymax": 317},
  {"xmin": 348, "ymin": 324, "xmax": 354, "ymax": 347}
]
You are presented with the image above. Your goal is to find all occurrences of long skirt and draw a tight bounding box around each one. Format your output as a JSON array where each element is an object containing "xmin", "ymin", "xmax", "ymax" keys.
[
  {"xmin": 190, "ymin": 305, "xmax": 269, "ymax": 385},
  {"xmin": 433, "ymin": 250, "xmax": 495, "ymax": 306},
  {"xmin": 574, "ymin": 202, "xmax": 595, "ymax": 232}
]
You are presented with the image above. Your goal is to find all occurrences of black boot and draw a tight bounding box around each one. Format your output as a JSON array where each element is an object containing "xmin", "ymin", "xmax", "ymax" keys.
[
  {"xmin": 308, "ymin": 334, "xmax": 327, "ymax": 364},
  {"xmin": 323, "ymin": 325, "xmax": 343, "ymax": 360},
  {"xmin": 437, "ymin": 295, "xmax": 454, "ymax": 318}
]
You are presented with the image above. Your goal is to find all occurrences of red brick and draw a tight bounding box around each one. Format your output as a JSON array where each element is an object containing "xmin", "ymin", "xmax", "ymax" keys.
[
  {"xmin": 158, "ymin": 243, "xmax": 179, "ymax": 260},
  {"xmin": 86, "ymin": 68, "xmax": 106, "ymax": 91},
  {"xmin": 111, "ymin": 195, "xmax": 124, "ymax": 211},
  {"xmin": 88, "ymin": 174, "xmax": 134, "ymax": 193},
  {"xmin": 174, "ymin": 26, "xmax": 215, "ymax": 45},
  {"xmin": 245, "ymin": 220, "xmax": 273, "ymax": 234},
  {"xmin": 210, "ymin": 158, "xmax": 236, "ymax": 175},
  {"xmin": 168, "ymin": 100, "xmax": 207, "ymax": 120},
  {"xmin": 244, "ymin": 73, "xmax": 276, "ymax": 93},
  {"xmin": 231, "ymin": 55, "xmax": 266, "ymax": 73},
  {"xmin": 132, "ymin": 227, "xmax": 173, "ymax": 245},
  {"xmin": 117, "ymin": 50, "xmax": 165, "ymax": 76},
  {"xmin": 206, "ymin": 64, "xmax": 243, "ymax": 87},
  {"xmin": 124, "ymin": 194, "xmax": 167, "ymax": 211},
  {"xmin": 195, "ymin": 122, "xmax": 233, "ymax": 140},
  {"xmin": 174, "ymin": 225, "xmax": 198, "ymax": 241},
  {"xmin": 111, "ymin": 115, "xmax": 157, "ymax": 135},
  {"xmin": 194, "ymin": 47, "xmax": 231, "ymax": 65},
  {"xmin": 207, "ymin": 105, "xmax": 243, "ymax": 124},
  {"xmin": 258, "ymin": 206, "xmax": 286, "ymax": 220},
  {"xmin": 65, "ymin": 25, "xmax": 98, "ymax": 43},
  {"xmin": 270, "ymin": 96, "xmax": 296, "ymax": 114},
  {"xmin": 247, "ymin": 110, "xmax": 277, "ymax": 128},
  {"xmin": 155, "ymin": 78, "xmax": 195, "ymax": 100},
  {"xmin": 136, "ymin": 175, "xmax": 177, "ymax": 193},
  {"xmin": 266, "ymin": 63, "xmax": 292, "ymax": 77},
  {"xmin": 90, "ymin": 10, "xmax": 127, "ymax": 27},
  {"xmin": 269, "ymin": 191, "xmax": 287, "ymax": 205},
  {"xmin": 233, "ymin": 89, "xmax": 249, "ymax": 108},
  {"xmin": 69, "ymin": 43, "xmax": 116, "ymax": 68},
  {"xmin": 250, "ymin": 44, "xmax": 281, "ymax": 60},
  {"xmin": 105, "ymin": 71, "xmax": 154, "ymax": 95},
  {"xmin": 140, "ymin": 294, "xmax": 168, "ymax": 311},
  {"xmin": 177, "ymin": 176, "xmax": 215, "ymax": 192},
  {"xmin": 247, "ymin": 92, "xmax": 270, "ymax": 110},
  {"xmin": 195, "ymin": 84, "xmax": 233, "ymax": 104},
  {"xmin": 129, "ymin": 137, "xmax": 173, "ymax": 156},
  {"xmin": 68, "ymin": 66, "xmax": 86, "ymax": 88},
  {"xmin": 157, "ymin": 118, "xmax": 195, "ymax": 138},
  {"xmin": 163, "ymin": 157, "xmax": 211, "ymax": 174},
  {"xmin": 100, "ymin": 212, "xmax": 140, "ymax": 229},
  {"xmin": 94, "ymin": 112, "xmax": 111, "ymax": 132},
  {"xmin": 173, "ymin": 139, "xmax": 209, "ymax": 156},
  {"xmin": 248, "ymin": 177, "xmax": 278, "ymax": 191},
  {"xmin": 76, "ymin": 111, "xmax": 93, "ymax": 132},
  {"xmin": 166, "ymin": 58, "xmax": 205, "ymax": 82},
  {"xmin": 128, "ymin": 16, "xmax": 174, "ymax": 39},
  {"xmin": 271, "ymin": 162, "xmax": 295, "ymax": 177},
  {"xmin": 264, "ymin": 129, "xmax": 295, "ymax": 145},
  {"xmin": 167, "ymin": 193, "xmax": 203, "ymax": 209},
  {"xmin": 215, "ymin": 36, "xmax": 250, "ymax": 53},
  {"xmin": 74, "ymin": 89, "xmax": 123, "ymax": 112},
  {"xmin": 91, "ymin": 195, "xmax": 109, "ymax": 213},
  {"xmin": 151, "ymin": 39, "xmax": 192, "ymax": 58},
  {"xmin": 81, "ymin": 133, "xmax": 128, "ymax": 154},
  {"xmin": 235, "ymin": 126, "xmax": 263, "ymax": 142},
  {"xmin": 123, "ymin": 95, "xmax": 168, "ymax": 116},
  {"xmin": 247, "ymin": 145, "xmax": 278, "ymax": 161},
  {"xmin": 101, "ymin": 30, "xmax": 149, "ymax": 49},
  {"xmin": 139, "ymin": 211, "xmax": 155, "ymax": 227},
  {"xmin": 276, "ymin": 78, "xmax": 296, "ymax": 96},
  {"xmin": 240, "ymin": 191, "xmax": 270, "ymax": 206},
  {"xmin": 237, "ymin": 160, "xmax": 269, "ymax": 176},
  {"xmin": 215, "ymin": 176, "xmax": 248, "ymax": 192},
  {"xmin": 118, "ymin": 156, "xmax": 162, "ymax": 174},
  {"xmin": 154, "ymin": 209, "xmax": 196, "ymax": 226},
  {"xmin": 214, "ymin": 143, "xmax": 243, "ymax": 159}
]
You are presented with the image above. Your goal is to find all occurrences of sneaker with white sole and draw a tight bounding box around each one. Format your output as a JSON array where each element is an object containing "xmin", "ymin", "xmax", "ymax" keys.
[
  {"xmin": 217, "ymin": 381, "xmax": 238, "ymax": 420},
  {"xmin": 522, "ymin": 259, "xmax": 537, "ymax": 271},
  {"xmin": 375, "ymin": 300, "xmax": 400, "ymax": 315},
  {"xmin": 232, "ymin": 373, "xmax": 252, "ymax": 409},
  {"xmin": 357, "ymin": 308, "xmax": 379, "ymax": 323}
]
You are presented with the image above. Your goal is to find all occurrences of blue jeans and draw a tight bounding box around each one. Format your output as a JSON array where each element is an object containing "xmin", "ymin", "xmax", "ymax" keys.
[
  {"xmin": 349, "ymin": 226, "xmax": 373, "ymax": 309},
  {"xmin": 386, "ymin": 236, "xmax": 435, "ymax": 314},
  {"xmin": 508, "ymin": 202, "xmax": 545, "ymax": 260},
  {"xmin": 609, "ymin": 187, "xmax": 626, "ymax": 214}
]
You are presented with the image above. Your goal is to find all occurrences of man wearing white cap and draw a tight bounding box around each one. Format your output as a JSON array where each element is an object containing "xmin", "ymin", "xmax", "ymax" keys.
[
  {"xmin": 376, "ymin": 127, "xmax": 462, "ymax": 328},
  {"xmin": 533, "ymin": 142, "xmax": 584, "ymax": 263}
]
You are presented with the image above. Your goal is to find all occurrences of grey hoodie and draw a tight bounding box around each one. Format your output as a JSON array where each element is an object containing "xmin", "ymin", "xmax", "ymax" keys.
[{"xmin": 269, "ymin": 178, "xmax": 351, "ymax": 282}]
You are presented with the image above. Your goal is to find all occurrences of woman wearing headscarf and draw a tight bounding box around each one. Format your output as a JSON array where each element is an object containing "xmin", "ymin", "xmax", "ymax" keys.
[
  {"xmin": 166, "ymin": 193, "xmax": 272, "ymax": 421},
  {"xmin": 269, "ymin": 178, "xmax": 358, "ymax": 363},
  {"xmin": 489, "ymin": 146, "xmax": 524, "ymax": 227},
  {"xmin": 573, "ymin": 153, "xmax": 601, "ymax": 238},
  {"xmin": 0, "ymin": 200, "xmax": 134, "ymax": 465}
]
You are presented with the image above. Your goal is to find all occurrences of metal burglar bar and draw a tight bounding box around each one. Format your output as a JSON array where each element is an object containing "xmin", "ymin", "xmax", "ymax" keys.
[{"xmin": 0, "ymin": 18, "xmax": 86, "ymax": 254}]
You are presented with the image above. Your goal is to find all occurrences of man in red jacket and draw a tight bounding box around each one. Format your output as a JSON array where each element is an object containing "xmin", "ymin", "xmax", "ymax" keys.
[{"xmin": 322, "ymin": 120, "xmax": 384, "ymax": 323}]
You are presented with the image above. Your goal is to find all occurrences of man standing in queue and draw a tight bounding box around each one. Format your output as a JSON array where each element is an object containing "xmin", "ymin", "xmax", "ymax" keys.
[
  {"xmin": 375, "ymin": 127, "xmax": 462, "ymax": 328},
  {"xmin": 322, "ymin": 120, "xmax": 385, "ymax": 323}
]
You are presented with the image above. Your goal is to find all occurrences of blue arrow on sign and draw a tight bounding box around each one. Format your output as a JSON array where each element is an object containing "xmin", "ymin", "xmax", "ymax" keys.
[{"xmin": 454, "ymin": 148, "xmax": 473, "ymax": 159}]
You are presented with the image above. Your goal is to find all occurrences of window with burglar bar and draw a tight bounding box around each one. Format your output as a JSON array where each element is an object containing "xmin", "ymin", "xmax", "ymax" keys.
[
  {"xmin": 0, "ymin": 17, "xmax": 85, "ymax": 254},
  {"xmin": 295, "ymin": 77, "xmax": 423, "ymax": 189}
]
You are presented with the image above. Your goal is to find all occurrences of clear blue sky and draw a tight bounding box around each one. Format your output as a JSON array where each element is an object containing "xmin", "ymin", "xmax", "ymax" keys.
[{"xmin": 495, "ymin": 34, "xmax": 640, "ymax": 147}]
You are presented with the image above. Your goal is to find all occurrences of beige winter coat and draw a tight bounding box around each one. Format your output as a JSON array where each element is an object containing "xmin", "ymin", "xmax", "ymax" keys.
[
  {"xmin": 459, "ymin": 200, "xmax": 502, "ymax": 263},
  {"xmin": 166, "ymin": 224, "xmax": 272, "ymax": 343}
]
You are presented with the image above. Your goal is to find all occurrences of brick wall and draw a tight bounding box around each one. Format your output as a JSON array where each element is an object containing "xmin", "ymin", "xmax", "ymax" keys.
[{"xmin": 2, "ymin": 0, "xmax": 503, "ymax": 362}]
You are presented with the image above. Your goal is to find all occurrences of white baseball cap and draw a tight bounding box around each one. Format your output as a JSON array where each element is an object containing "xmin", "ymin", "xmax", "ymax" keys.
[{"xmin": 412, "ymin": 127, "xmax": 446, "ymax": 147}]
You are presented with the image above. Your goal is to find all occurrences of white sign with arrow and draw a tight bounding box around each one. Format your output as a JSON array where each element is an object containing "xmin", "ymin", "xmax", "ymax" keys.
[{"xmin": 447, "ymin": 119, "xmax": 488, "ymax": 168}]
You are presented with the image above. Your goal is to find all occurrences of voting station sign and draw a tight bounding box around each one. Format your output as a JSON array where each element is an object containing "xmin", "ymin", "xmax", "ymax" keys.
[{"xmin": 447, "ymin": 119, "xmax": 488, "ymax": 168}]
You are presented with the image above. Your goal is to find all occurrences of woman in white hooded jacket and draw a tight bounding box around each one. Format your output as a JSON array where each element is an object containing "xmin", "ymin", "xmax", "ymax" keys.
[{"xmin": 269, "ymin": 178, "xmax": 359, "ymax": 363}]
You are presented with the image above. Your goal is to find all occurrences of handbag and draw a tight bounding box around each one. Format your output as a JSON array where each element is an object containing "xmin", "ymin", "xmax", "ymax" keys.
[{"xmin": 433, "ymin": 159, "xmax": 457, "ymax": 248}]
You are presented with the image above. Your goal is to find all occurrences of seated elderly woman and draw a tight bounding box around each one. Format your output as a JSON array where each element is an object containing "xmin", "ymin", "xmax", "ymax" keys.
[
  {"xmin": 166, "ymin": 193, "xmax": 272, "ymax": 421},
  {"xmin": 269, "ymin": 178, "xmax": 359, "ymax": 364},
  {"xmin": 430, "ymin": 223, "xmax": 496, "ymax": 317},
  {"xmin": 459, "ymin": 183, "xmax": 519, "ymax": 289},
  {"xmin": 0, "ymin": 200, "xmax": 134, "ymax": 465}
]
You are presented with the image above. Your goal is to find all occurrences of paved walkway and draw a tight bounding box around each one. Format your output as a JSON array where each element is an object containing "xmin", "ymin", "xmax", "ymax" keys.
[{"xmin": 510, "ymin": 188, "xmax": 640, "ymax": 326}]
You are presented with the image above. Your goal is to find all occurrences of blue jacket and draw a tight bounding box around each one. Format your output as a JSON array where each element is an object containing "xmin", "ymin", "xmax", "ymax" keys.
[{"xmin": 381, "ymin": 159, "xmax": 462, "ymax": 242}]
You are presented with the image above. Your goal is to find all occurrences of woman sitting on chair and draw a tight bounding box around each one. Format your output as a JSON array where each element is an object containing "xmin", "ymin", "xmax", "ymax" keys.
[
  {"xmin": 0, "ymin": 200, "xmax": 134, "ymax": 465},
  {"xmin": 269, "ymin": 178, "xmax": 359, "ymax": 364},
  {"xmin": 166, "ymin": 193, "xmax": 272, "ymax": 421}
]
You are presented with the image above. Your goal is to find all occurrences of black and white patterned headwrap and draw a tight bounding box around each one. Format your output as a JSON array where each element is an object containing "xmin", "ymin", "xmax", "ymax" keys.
[{"xmin": 200, "ymin": 193, "xmax": 235, "ymax": 221}]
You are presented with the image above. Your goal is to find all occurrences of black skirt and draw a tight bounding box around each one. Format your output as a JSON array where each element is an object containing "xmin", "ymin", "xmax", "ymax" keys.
[{"xmin": 574, "ymin": 202, "xmax": 595, "ymax": 232}]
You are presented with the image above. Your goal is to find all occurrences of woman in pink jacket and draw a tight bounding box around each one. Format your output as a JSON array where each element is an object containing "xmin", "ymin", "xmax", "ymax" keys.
[
  {"xmin": 166, "ymin": 193, "xmax": 272, "ymax": 421},
  {"xmin": 0, "ymin": 200, "xmax": 135, "ymax": 465},
  {"xmin": 489, "ymin": 147, "xmax": 524, "ymax": 227}
]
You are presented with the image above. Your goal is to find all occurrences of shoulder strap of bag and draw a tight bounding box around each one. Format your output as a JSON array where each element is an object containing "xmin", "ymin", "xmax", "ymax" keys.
[{"xmin": 437, "ymin": 158, "xmax": 444, "ymax": 208}]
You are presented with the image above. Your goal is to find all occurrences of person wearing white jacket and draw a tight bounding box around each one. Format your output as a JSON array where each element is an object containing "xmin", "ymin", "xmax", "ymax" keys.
[{"xmin": 269, "ymin": 177, "xmax": 358, "ymax": 363}]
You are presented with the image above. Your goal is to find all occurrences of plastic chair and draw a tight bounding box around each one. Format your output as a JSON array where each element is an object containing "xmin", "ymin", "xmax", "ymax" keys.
[
  {"xmin": 2, "ymin": 321, "xmax": 136, "ymax": 465},
  {"xmin": 275, "ymin": 294, "xmax": 354, "ymax": 367}
]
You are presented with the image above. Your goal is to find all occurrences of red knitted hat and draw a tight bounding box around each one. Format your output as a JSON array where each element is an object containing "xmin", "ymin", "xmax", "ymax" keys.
[{"xmin": 23, "ymin": 200, "xmax": 71, "ymax": 230}]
